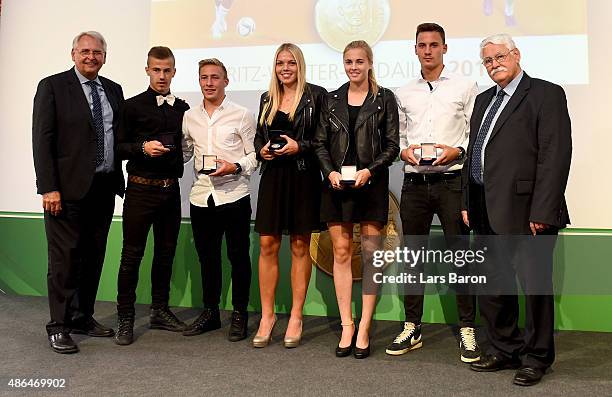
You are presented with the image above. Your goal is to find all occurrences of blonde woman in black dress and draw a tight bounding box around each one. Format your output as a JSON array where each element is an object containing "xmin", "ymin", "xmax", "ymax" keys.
[
  {"xmin": 314, "ymin": 40, "xmax": 399, "ymax": 358},
  {"xmin": 253, "ymin": 43, "xmax": 327, "ymax": 348}
]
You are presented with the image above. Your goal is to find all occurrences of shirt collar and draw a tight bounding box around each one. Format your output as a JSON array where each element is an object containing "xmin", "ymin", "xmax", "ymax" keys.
[
  {"xmin": 74, "ymin": 66, "xmax": 101, "ymax": 86},
  {"xmin": 419, "ymin": 65, "xmax": 450, "ymax": 83},
  {"xmin": 200, "ymin": 96, "xmax": 229, "ymax": 113},
  {"xmin": 497, "ymin": 70, "xmax": 523, "ymax": 97}
]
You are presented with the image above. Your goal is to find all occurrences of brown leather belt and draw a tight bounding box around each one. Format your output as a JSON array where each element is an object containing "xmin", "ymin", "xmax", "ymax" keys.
[{"xmin": 128, "ymin": 175, "xmax": 177, "ymax": 188}]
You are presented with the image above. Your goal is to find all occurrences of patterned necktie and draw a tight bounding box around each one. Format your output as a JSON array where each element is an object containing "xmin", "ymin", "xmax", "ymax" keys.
[
  {"xmin": 85, "ymin": 80, "xmax": 105, "ymax": 167},
  {"xmin": 470, "ymin": 90, "xmax": 506, "ymax": 184}
]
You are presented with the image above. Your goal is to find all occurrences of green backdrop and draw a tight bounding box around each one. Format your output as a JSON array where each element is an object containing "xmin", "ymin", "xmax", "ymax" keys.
[{"xmin": 1, "ymin": 213, "xmax": 611, "ymax": 332}]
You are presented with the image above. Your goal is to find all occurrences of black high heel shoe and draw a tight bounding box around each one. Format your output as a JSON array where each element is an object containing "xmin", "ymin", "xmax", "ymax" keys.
[
  {"xmin": 335, "ymin": 321, "xmax": 355, "ymax": 357},
  {"xmin": 354, "ymin": 335, "xmax": 371, "ymax": 359}
]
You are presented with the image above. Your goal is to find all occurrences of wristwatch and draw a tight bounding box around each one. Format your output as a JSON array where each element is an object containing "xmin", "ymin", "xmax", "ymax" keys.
[
  {"xmin": 457, "ymin": 146, "xmax": 466, "ymax": 161},
  {"xmin": 233, "ymin": 162, "xmax": 242, "ymax": 175}
]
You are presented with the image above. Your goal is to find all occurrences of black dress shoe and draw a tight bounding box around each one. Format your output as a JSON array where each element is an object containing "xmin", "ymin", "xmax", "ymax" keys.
[
  {"xmin": 71, "ymin": 318, "xmax": 115, "ymax": 337},
  {"xmin": 335, "ymin": 341, "xmax": 354, "ymax": 357},
  {"xmin": 513, "ymin": 366, "xmax": 545, "ymax": 386},
  {"xmin": 354, "ymin": 339, "xmax": 371, "ymax": 359},
  {"xmin": 336, "ymin": 324, "xmax": 356, "ymax": 357},
  {"xmin": 114, "ymin": 315, "xmax": 135, "ymax": 346},
  {"xmin": 150, "ymin": 307, "xmax": 187, "ymax": 332},
  {"xmin": 228, "ymin": 311, "xmax": 248, "ymax": 342},
  {"xmin": 470, "ymin": 354, "xmax": 521, "ymax": 372},
  {"xmin": 182, "ymin": 308, "xmax": 221, "ymax": 336},
  {"xmin": 48, "ymin": 332, "xmax": 79, "ymax": 354}
]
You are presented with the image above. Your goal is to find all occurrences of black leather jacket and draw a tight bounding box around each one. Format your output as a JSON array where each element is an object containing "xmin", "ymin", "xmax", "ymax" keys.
[
  {"xmin": 254, "ymin": 83, "xmax": 327, "ymax": 173},
  {"xmin": 314, "ymin": 82, "xmax": 400, "ymax": 179}
]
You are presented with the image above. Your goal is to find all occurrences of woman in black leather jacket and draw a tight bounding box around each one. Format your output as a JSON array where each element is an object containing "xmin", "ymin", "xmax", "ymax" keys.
[
  {"xmin": 252, "ymin": 43, "xmax": 326, "ymax": 348},
  {"xmin": 314, "ymin": 40, "xmax": 399, "ymax": 358}
]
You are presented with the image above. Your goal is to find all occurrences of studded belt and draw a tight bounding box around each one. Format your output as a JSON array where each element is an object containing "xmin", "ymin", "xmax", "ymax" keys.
[{"xmin": 128, "ymin": 175, "xmax": 177, "ymax": 188}]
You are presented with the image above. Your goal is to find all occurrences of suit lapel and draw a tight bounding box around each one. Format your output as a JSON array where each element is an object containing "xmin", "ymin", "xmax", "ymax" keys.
[
  {"xmin": 468, "ymin": 87, "xmax": 495, "ymax": 155},
  {"xmin": 488, "ymin": 73, "xmax": 531, "ymax": 143},
  {"xmin": 67, "ymin": 68, "xmax": 95, "ymax": 129}
]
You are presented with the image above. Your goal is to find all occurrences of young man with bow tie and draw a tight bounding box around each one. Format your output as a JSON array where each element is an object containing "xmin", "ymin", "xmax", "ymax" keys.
[{"xmin": 114, "ymin": 46, "xmax": 190, "ymax": 345}]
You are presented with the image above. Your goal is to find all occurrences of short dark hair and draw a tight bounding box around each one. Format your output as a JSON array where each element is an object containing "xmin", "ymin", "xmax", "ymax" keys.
[
  {"xmin": 147, "ymin": 46, "xmax": 175, "ymax": 65},
  {"xmin": 416, "ymin": 23, "xmax": 446, "ymax": 44}
]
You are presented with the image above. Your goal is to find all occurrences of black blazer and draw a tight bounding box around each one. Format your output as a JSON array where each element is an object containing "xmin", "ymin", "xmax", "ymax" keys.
[
  {"xmin": 32, "ymin": 68, "xmax": 125, "ymax": 200},
  {"xmin": 314, "ymin": 82, "xmax": 400, "ymax": 179},
  {"xmin": 254, "ymin": 83, "xmax": 327, "ymax": 173},
  {"xmin": 462, "ymin": 72, "xmax": 572, "ymax": 234}
]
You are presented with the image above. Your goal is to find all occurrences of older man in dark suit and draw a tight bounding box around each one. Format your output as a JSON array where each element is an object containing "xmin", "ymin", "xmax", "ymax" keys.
[
  {"xmin": 461, "ymin": 33, "xmax": 571, "ymax": 385},
  {"xmin": 32, "ymin": 31, "xmax": 124, "ymax": 354}
]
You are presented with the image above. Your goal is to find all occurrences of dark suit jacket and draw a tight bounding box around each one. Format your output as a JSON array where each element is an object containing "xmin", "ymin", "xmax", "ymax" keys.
[
  {"xmin": 32, "ymin": 68, "xmax": 125, "ymax": 200},
  {"xmin": 462, "ymin": 72, "xmax": 572, "ymax": 234}
]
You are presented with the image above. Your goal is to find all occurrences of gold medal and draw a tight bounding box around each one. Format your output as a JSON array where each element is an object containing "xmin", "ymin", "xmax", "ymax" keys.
[{"xmin": 315, "ymin": 0, "xmax": 391, "ymax": 52}]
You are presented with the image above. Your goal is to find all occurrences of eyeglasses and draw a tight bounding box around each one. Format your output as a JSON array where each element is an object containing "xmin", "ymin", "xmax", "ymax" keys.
[
  {"xmin": 482, "ymin": 50, "xmax": 513, "ymax": 67},
  {"xmin": 76, "ymin": 49, "xmax": 105, "ymax": 58}
]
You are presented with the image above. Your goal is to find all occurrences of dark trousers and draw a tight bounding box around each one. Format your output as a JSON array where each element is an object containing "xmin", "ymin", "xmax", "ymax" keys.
[
  {"xmin": 469, "ymin": 183, "xmax": 556, "ymax": 369},
  {"xmin": 190, "ymin": 195, "xmax": 252, "ymax": 312},
  {"xmin": 116, "ymin": 181, "xmax": 181, "ymax": 316},
  {"xmin": 399, "ymin": 172, "xmax": 476, "ymax": 327},
  {"xmin": 44, "ymin": 173, "xmax": 116, "ymax": 334}
]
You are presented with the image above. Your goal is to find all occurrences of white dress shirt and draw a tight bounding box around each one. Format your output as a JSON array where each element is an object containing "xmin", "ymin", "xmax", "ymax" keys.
[
  {"xmin": 396, "ymin": 67, "xmax": 478, "ymax": 173},
  {"xmin": 182, "ymin": 97, "xmax": 258, "ymax": 207}
]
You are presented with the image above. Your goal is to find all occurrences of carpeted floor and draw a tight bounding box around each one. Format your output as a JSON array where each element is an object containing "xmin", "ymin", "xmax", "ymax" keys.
[{"xmin": 1, "ymin": 294, "xmax": 611, "ymax": 396}]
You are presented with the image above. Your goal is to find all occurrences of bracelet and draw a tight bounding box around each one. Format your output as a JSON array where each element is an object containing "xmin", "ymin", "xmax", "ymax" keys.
[{"xmin": 142, "ymin": 141, "xmax": 150, "ymax": 157}]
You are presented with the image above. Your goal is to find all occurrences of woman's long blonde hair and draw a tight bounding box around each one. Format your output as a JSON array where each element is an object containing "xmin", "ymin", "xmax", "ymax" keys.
[
  {"xmin": 343, "ymin": 40, "xmax": 379, "ymax": 97},
  {"xmin": 259, "ymin": 43, "xmax": 307, "ymax": 126}
]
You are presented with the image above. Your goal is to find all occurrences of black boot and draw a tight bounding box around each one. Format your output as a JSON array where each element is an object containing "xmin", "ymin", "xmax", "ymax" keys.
[
  {"xmin": 228, "ymin": 311, "xmax": 248, "ymax": 342},
  {"xmin": 115, "ymin": 315, "xmax": 135, "ymax": 346},
  {"xmin": 149, "ymin": 307, "xmax": 186, "ymax": 332},
  {"xmin": 183, "ymin": 308, "xmax": 221, "ymax": 337}
]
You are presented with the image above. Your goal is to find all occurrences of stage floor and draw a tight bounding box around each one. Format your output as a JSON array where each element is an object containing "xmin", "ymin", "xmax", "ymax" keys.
[{"xmin": 1, "ymin": 294, "xmax": 611, "ymax": 396}]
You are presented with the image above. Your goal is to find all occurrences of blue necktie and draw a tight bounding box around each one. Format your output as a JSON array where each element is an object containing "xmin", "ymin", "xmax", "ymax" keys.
[
  {"xmin": 86, "ymin": 80, "xmax": 105, "ymax": 167},
  {"xmin": 470, "ymin": 90, "xmax": 506, "ymax": 184}
]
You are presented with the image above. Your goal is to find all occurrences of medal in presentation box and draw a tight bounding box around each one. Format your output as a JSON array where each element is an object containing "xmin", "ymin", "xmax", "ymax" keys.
[
  {"xmin": 268, "ymin": 129, "xmax": 288, "ymax": 152},
  {"xmin": 200, "ymin": 154, "xmax": 217, "ymax": 174},
  {"xmin": 419, "ymin": 142, "xmax": 437, "ymax": 165},
  {"xmin": 157, "ymin": 132, "xmax": 177, "ymax": 150},
  {"xmin": 340, "ymin": 165, "xmax": 357, "ymax": 185}
]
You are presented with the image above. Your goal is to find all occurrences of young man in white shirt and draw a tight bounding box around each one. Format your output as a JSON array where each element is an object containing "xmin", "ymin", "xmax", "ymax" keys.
[
  {"xmin": 182, "ymin": 58, "xmax": 258, "ymax": 341},
  {"xmin": 386, "ymin": 23, "xmax": 481, "ymax": 363}
]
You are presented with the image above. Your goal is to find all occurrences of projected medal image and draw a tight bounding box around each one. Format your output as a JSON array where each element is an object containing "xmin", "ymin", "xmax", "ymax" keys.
[{"xmin": 315, "ymin": 0, "xmax": 391, "ymax": 52}]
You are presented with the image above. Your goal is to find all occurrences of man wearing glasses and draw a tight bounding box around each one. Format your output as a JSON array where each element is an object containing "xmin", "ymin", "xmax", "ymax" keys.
[
  {"xmin": 463, "ymin": 34, "xmax": 571, "ymax": 386},
  {"xmin": 32, "ymin": 31, "xmax": 125, "ymax": 353}
]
